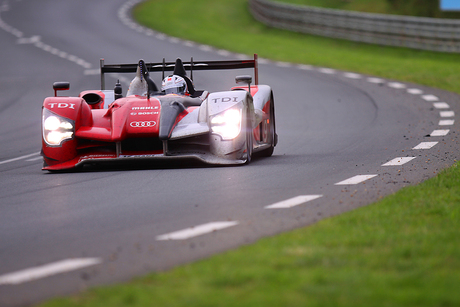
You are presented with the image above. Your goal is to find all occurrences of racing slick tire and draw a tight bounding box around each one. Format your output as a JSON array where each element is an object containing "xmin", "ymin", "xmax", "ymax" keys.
[
  {"xmin": 259, "ymin": 93, "xmax": 277, "ymax": 157},
  {"xmin": 245, "ymin": 109, "xmax": 253, "ymax": 164}
]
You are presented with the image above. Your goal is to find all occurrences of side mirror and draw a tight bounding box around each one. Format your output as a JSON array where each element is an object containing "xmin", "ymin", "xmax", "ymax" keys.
[
  {"xmin": 235, "ymin": 75, "xmax": 252, "ymax": 94},
  {"xmin": 235, "ymin": 75, "xmax": 252, "ymax": 84},
  {"xmin": 53, "ymin": 82, "xmax": 70, "ymax": 97}
]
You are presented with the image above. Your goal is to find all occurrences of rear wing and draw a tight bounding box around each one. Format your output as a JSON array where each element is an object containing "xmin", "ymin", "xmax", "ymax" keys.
[{"xmin": 100, "ymin": 54, "xmax": 259, "ymax": 90}]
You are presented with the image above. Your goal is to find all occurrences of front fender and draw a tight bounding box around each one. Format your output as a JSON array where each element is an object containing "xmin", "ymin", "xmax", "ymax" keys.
[
  {"xmin": 42, "ymin": 97, "xmax": 91, "ymax": 166},
  {"xmin": 207, "ymin": 90, "xmax": 254, "ymax": 160}
]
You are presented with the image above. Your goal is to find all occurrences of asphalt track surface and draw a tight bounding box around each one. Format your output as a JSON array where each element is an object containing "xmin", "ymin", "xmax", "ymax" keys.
[{"xmin": 1, "ymin": 0, "xmax": 460, "ymax": 306}]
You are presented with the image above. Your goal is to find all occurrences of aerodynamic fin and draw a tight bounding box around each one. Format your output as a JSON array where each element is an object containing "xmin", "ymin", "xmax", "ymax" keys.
[
  {"xmin": 126, "ymin": 59, "xmax": 158, "ymax": 97},
  {"xmin": 173, "ymin": 58, "xmax": 187, "ymax": 78}
]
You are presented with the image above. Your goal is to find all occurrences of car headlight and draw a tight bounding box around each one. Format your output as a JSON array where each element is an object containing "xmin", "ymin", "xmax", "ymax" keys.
[
  {"xmin": 211, "ymin": 108, "xmax": 242, "ymax": 140},
  {"xmin": 42, "ymin": 108, "xmax": 75, "ymax": 146}
]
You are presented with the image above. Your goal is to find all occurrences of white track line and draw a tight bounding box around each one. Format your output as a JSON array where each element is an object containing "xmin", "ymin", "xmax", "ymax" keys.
[
  {"xmin": 433, "ymin": 102, "xmax": 450, "ymax": 109},
  {"xmin": 156, "ymin": 221, "xmax": 239, "ymax": 240},
  {"xmin": 343, "ymin": 72, "xmax": 361, "ymax": 79},
  {"xmin": 297, "ymin": 64, "xmax": 313, "ymax": 70},
  {"xmin": 407, "ymin": 88, "xmax": 423, "ymax": 95},
  {"xmin": 367, "ymin": 77, "xmax": 385, "ymax": 84},
  {"xmin": 413, "ymin": 142, "xmax": 438, "ymax": 149},
  {"xmin": 168, "ymin": 37, "xmax": 180, "ymax": 44},
  {"xmin": 198, "ymin": 44, "xmax": 213, "ymax": 52},
  {"xmin": 440, "ymin": 111, "xmax": 455, "ymax": 117},
  {"xmin": 0, "ymin": 152, "xmax": 40, "ymax": 165},
  {"xmin": 259, "ymin": 58, "xmax": 271, "ymax": 65},
  {"xmin": 217, "ymin": 49, "xmax": 231, "ymax": 56},
  {"xmin": 84, "ymin": 69, "xmax": 100, "ymax": 75},
  {"xmin": 17, "ymin": 35, "xmax": 40, "ymax": 44},
  {"xmin": 0, "ymin": 258, "xmax": 102, "ymax": 285},
  {"xmin": 265, "ymin": 195, "xmax": 323, "ymax": 209},
  {"xmin": 439, "ymin": 119, "xmax": 455, "ymax": 126},
  {"xmin": 335, "ymin": 175, "xmax": 378, "ymax": 185},
  {"xmin": 318, "ymin": 68, "xmax": 335, "ymax": 74},
  {"xmin": 382, "ymin": 157, "xmax": 416, "ymax": 166},
  {"xmin": 275, "ymin": 61, "xmax": 292, "ymax": 68},
  {"xmin": 388, "ymin": 82, "xmax": 406, "ymax": 89},
  {"xmin": 430, "ymin": 130, "xmax": 450, "ymax": 137},
  {"xmin": 422, "ymin": 94, "xmax": 439, "ymax": 101},
  {"xmin": 184, "ymin": 41, "xmax": 196, "ymax": 48},
  {"xmin": 156, "ymin": 33, "xmax": 166, "ymax": 40}
]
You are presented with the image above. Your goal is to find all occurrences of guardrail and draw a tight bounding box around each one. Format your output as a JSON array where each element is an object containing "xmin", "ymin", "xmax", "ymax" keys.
[{"xmin": 249, "ymin": 0, "xmax": 460, "ymax": 53}]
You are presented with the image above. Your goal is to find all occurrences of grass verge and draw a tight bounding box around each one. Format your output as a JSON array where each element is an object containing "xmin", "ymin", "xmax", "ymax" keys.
[{"xmin": 40, "ymin": 1, "xmax": 460, "ymax": 306}]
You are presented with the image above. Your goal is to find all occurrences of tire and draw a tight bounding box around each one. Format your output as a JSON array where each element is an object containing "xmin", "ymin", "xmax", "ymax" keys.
[
  {"xmin": 245, "ymin": 109, "xmax": 253, "ymax": 164},
  {"xmin": 259, "ymin": 93, "xmax": 277, "ymax": 157}
]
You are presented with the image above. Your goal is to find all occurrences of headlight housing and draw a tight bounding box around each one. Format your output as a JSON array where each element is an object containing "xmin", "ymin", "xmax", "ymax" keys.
[
  {"xmin": 42, "ymin": 108, "xmax": 75, "ymax": 146},
  {"xmin": 210, "ymin": 108, "xmax": 242, "ymax": 140}
]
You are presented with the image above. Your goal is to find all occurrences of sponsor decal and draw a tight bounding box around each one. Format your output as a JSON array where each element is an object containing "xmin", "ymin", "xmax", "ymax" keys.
[
  {"xmin": 47, "ymin": 103, "xmax": 75, "ymax": 109},
  {"xmin": 130, "ymin": 111, "xmax": 159, "ymax": 116},
  {"xmin": 120, "ymin": 154, "xmax": 162, "ymax": 158},
  {"xmin": 130, "ymin": 121, "xmax": 156, "ymax": 128},
  {"xmin": 212, "ymin": 97, "xmax": 240, "ymax": 103},
  {"xmin": 131, "ymin": 106, "xmax": 159, "ymax": 110},
  {"xmin": 79, "ymin": 154, "xmax": 115, "ymax": 162}
]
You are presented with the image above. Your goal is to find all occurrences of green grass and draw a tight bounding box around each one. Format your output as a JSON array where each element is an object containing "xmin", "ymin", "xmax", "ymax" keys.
[{"xmin": 39, "ymin": 1, "xmax": 460, "ymax": 306}]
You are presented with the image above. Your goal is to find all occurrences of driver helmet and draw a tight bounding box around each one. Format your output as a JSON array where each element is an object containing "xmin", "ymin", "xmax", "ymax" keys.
[{"xmin": 161, "ymin": 75, "xmax": 187, "ymax": 95}]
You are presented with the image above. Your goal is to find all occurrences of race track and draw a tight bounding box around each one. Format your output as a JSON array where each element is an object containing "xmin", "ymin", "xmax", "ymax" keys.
[{"xmin": 1, "ymin": 0, "xmax": 459, "ymax": 305}]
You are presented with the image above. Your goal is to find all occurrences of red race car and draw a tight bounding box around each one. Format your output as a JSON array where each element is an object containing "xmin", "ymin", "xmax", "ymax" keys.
[{"xmin": 41, "ymin": 55, "xmax": 277, "ymax": 171}]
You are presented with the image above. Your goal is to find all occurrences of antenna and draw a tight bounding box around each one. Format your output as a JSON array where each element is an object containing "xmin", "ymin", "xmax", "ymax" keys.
[
  {"xmin": 100, "ymin": 58, "xmax": 105, "ymax": 90},
  {"xmin": 254, "ymin": 54, "xmax": 258, "ymax": 85},
  {"xmin": 190, "ymin": 57, "xmax": 194, "ymax": 81}
]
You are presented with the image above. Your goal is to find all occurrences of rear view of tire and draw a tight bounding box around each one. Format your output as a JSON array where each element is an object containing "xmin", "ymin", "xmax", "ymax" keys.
[
  {"xmin": 259, "ymin": 93, "xmax": 277, "ymax": 157},
  {"xmin": 245, "ymin": 109, "xmax": 253, "ymax": 164}
]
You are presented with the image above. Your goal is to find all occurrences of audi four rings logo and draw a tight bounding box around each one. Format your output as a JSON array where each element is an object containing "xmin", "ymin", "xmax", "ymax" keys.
[{"xmin": 130, "ymin": 121, "xmax": 157, "ymax": 128}]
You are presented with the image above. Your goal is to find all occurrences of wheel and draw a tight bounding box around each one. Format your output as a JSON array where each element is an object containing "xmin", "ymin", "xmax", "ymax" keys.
[
  {"xmin": 245, "ymin": 109, "xmax": 253, "ymax": 164},
  {"xmin": 259, "ymin": 93, "xmax": 277, "ymax": 157}
]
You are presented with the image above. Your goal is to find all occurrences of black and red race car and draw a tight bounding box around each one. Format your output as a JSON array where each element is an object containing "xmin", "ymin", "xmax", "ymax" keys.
[{"xmin": 41, "ymin": 54, "xmax": 277, "ymax": 171}]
